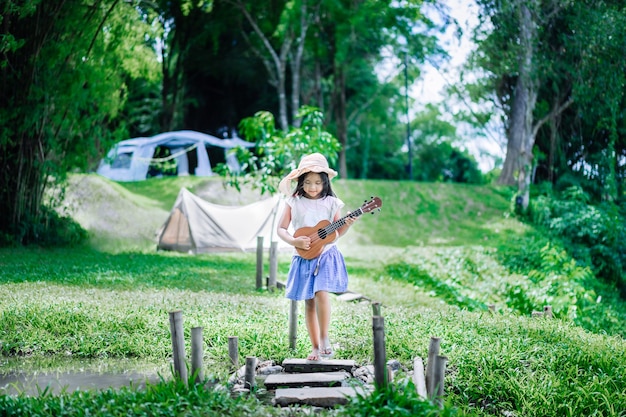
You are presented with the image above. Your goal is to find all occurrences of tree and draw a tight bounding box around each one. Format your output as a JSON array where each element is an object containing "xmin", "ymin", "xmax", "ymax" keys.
[
  {"xmin": 311, "ymin": 0, "xmax": 443, "ymax": 179},
  {"xmin": 219, "ymin": 106, "xmax": 341, "ymax": 194},
  {"xmin": 538, "ymin": 0, "xmax": 626, "ymax": 202},
  {"xmin": 137, "ymin": 0, "xmax": 214, "ymax": 132},
  {"xmin": 472, "ymin": 0, "xmax": 574, "ymax": 209},
  {"xmin": 471, "ymin": 0, "xmax": 626, "ymax": 207},
  {"xmin": 0, "ymin": 0, "xmax": 158, "ymax": 243},
  {"xmin": 223, "ymin": 0, "xmax": 315, "ymax": 131}
]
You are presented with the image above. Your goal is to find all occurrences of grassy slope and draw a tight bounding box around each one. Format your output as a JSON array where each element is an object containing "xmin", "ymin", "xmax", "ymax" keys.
[{"xmin": 1, "ymin": 174, "xmax": 625, "ymax": 416}]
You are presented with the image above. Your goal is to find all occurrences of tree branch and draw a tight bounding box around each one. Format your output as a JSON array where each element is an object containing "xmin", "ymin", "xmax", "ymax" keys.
[{"xmin": 532, "ymin": 96, "xmax": 574, "ymax": 138}]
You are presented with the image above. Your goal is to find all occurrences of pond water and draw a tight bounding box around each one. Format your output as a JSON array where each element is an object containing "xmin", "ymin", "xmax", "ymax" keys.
[{"xmin": 0, "ymin": 357, "xmax": 168, "ymax": 396}]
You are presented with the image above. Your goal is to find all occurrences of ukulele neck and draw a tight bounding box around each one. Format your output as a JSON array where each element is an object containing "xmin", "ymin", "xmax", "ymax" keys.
[{"xmin": 323, "ymin": 209, "xmax": 363, "ymax": 234}]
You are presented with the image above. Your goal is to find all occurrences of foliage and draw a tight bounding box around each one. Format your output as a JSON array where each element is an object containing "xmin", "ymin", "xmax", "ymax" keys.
[
  {"xmin": 386, "ymin": 262, "xmax": 487, "ymax": 311},
  {"xmin": 340, "ymin": 379, "xmax": 460, "ymax": 416},
  {"xmin": 0, "ymin": 378, "xmax": 286, "ymax": 417},
  {"xmin": 0, "ymin": 0, "xmax": 160, "ymax": 244},
  {"xmin": 503, "ymin": 243, "xmax": 594, "ymax": 321},
  {"xmin": 414, "ymin": 141, "xmax": 484, "ymax": 184},
  {"xmin": 217, "ymin": 106, "xmax": 341, "ymax": 195},
  {"xmin": 469, "ymin": 0, "xmax": 626, "ymax": 202},
  {"xmin": 529, "ymin": 186, "xmax": 626, "ymax": 293},
  {"xmin": 409, "ymin": 104, "xmax": 484, "ymax": 184},
  {"xmin": 384, "ymin": 238, "xmax": 626, "ymax": 337}
]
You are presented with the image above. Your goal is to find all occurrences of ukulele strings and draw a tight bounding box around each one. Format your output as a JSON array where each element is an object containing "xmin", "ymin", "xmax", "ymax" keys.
[{"xmin": 319, "ymin": 209, "xmax": 363, "ymax": 237}]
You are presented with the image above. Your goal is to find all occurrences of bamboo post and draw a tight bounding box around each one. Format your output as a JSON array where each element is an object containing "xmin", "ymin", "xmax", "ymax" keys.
[
  {"xmin": 372, "ymin": 302, "xmax": 381, "ymax": 316},
  {"xmin": 288, "ymin": 300, "xmax": 298, "ymax": 349},
  {"xmin": 256, "ymin": 236, "xmax": 264, "ymax": 290},
  {"xmin": 372, "ymin": 315, "xmax": 387, "ymax": 389},
  {"xmin": 191, "ymin": 327, "xmax": 204, "ymax": 384},
  {"xmin": 544, "ymin": 305, "xmax": 553, "ymax": 318},
  {"xmin": 413, "ymin": 357, "xmax": 427, "ymax": 399},
  {"xmin": 228, "ymin": 336, "xmax": 239, "ymax": 370},
  {"xmin": 268, "ymin": 241, "xmax": 278, "ymax": 289},
  {"xmin": 168, "ymin": 310, "xmax": 188, "ymax": 384},
  {"xmin": 244, "ymin": 356, "xmax": 256, "ymax": 390},
  {"xmin": 426, "ymin": 336, "xmax": 441, "ymax": 397},
  {"xmin": 433, "ymin": 355, "xmax": 448, "ymax": 408}
]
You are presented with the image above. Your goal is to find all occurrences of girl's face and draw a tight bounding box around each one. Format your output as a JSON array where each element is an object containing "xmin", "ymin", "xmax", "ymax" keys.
[{"xmin": 302, "ymin": 172, "xmax": 323, "ymax": 199}]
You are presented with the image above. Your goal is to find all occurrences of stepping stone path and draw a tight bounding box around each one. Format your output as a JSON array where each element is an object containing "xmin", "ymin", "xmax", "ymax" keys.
[
  {"xmin": 227, "ymin": 290, "xmax": 382, "ymax": 407},
  {"xmin": 230, "ymin": 358, "xmax": 376, "ymax": 408}
]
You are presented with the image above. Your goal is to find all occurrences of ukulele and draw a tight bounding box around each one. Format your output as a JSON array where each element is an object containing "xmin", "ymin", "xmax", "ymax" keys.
[{"xmin": 294, "ymin": 196, "xmax": 383, "ymax": 260}]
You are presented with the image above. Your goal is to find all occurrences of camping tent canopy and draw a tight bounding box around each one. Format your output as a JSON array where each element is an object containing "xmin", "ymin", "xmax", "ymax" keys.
[
  {"xmin": 97, "ymin": 130, "xmax": 254, "ymax": 182},
  {"xmin": 157, "ymin": 188, "xmax": 288, "ymax": 253}
]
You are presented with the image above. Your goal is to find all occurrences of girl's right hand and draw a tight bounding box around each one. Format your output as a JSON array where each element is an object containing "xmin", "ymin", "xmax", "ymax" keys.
[{"xmin": 294, "ymin": 235, "xmax": 311, "ymax": 250}]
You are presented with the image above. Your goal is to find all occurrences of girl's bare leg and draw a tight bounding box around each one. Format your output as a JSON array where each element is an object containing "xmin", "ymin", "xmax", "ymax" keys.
[
  {"xmin": 315, "ymin": 291, "xmax": 332, "ymax": 355},
  {"xmin": 304, "ymin": 298, "xmax": 320, "ymax": 360}
]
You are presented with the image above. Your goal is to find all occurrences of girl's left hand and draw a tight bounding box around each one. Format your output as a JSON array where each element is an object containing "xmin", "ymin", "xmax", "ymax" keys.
[{"xmin": 345, "ymin": 212, "xmax": 357, "ymax": 226}]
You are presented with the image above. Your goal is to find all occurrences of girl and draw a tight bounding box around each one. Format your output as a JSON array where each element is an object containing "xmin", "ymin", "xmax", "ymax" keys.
[{"xmin": 276, "ymin": 153, "xmax": 356, "ymax": 361}]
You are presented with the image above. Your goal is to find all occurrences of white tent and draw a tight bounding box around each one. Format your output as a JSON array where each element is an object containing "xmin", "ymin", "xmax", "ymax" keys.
[
  {"xmin": 156, "ymin": 188, "xmax": 288, "ymax": 253},
  {"xmin": 97, "ymin": 130, "xmax": 254, "ymax": 182}
]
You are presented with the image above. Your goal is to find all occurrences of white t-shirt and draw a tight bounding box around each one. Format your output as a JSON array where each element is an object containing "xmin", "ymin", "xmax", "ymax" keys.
[{"xmin": 286, "ymin": 195, "xmax": 344, "ymax": 251}]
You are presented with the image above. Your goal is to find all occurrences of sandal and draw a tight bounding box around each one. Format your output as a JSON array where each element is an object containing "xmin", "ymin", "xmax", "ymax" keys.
[{"xmin": 319, "ymin": 345, "xmax": 334, "ymax": 359}]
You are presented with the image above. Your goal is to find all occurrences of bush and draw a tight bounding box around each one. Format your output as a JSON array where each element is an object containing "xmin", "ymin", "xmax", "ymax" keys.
[
  {"xmin": 7, "ymin": 207, "xmax": 88, "ymax": 247},
  {"xmin": 529, "ymin": 186, "xmax": 626, "ymax": 294},
  {"xmin": 504, "ymin": 243, "xmax": 594, "ymax": 321}
]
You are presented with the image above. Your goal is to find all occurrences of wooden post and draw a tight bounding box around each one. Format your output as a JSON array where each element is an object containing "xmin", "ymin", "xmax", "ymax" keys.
[
  {"xmin": 268, "ymin": 241, "xmax": 278, "ymax": 289},
  {"xmin": 228, "ymin": 336, "xmax": 239, "ymax": 370},
  {"xmin": 256, "ymin": 236, "xmax": 264, "ymax": 290},
  {"xmin": 544, "ymin": 305, "xmax": 553, "ymax": 318},
  {"xmin": 288, "ymin": 300, "xmax": 298, "ymax": 349},
  {"xmin": 372, "ymin": 302, "xmax": 381, "ymax": 316},
  {"xmin": 433, "ymin": 355, "xmax": 448, "ymax": 408},
  {"xmin": 488, "ymin": 304, "xmax": 496, "ymax": 313},
  {"xmin": 244, "ymin": 356, "xmax": 256, "ymax": 390},
  {"xmin": 191, "ymin": 327, "xmax": 204, "ymax": 384},
  {"xmin": 413, "ymin": 357, "xmax": 427, "ymax": 399},
  {"xmin": 372, "ymin": 315, "xmax": 387, "ymax": 389},
  {"xmin": 426, "ymin": 336, "xmax": 440, "ymax": 397},
  {"xmin": 168, "ymin": 310, "xmax": 188, "ymax": 384}
]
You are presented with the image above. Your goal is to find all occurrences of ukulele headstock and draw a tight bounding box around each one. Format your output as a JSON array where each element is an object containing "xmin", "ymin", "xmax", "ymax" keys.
[{"xmin": 361, "ymin": 196, "xmax": 383, "ymax": 214}]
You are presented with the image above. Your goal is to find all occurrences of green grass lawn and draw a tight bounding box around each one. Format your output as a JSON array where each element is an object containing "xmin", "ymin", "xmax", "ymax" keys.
[{"xmin": 1, "ymin": 174, "xmax": 625, "ymax": 416}]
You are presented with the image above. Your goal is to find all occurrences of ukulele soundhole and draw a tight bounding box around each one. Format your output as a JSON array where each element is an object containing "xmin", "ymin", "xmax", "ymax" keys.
[{"xmin": 318, "ymin": 229, "xmax": 328, "ymax": 239}]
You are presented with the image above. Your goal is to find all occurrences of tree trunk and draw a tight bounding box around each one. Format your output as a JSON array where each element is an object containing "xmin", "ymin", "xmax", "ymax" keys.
[
  {"xmin": 497, "ymin": 2, "xmax": 538, "ymax": 211},
  {"xmin": 333, "ymin": 65, "xmax": 348, "ymax": 178},
  {"xmin": 235, "ymin": 0, "xmax": 312, "ymax": 132},
  {"xmin": 289, "ymin": 0, "xmax": 310, "ymax": 128}
]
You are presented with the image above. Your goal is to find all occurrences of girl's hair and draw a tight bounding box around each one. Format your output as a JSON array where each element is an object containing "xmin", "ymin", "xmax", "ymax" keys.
[{"xmin": 293, "ymin": 172, "xmax": 336, "ymax": 198}]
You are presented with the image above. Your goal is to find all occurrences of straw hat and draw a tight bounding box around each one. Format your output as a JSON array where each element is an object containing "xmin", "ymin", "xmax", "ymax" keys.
[{"xmin": 278, "ymin": 153, "xmax": 338, "ymax": 196}]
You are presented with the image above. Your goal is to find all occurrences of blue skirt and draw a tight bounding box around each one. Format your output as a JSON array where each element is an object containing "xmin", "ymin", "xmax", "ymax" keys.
[{"xmin": 285, "ymin": 245, "xmax": 349, "ymax": 301}]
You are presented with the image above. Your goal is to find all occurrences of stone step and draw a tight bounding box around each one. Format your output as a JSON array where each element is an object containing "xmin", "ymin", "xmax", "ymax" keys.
[
  {"xmin": 282, "ymin": 358, "xmax": 356, "ymax": 374},
  {"xmin": 273, "ymin": 386, "xmax": 372, "ymax": 407},
  {"xmin": 264, "ymin": 371, "xmax": 349, "ymax": 390}
]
